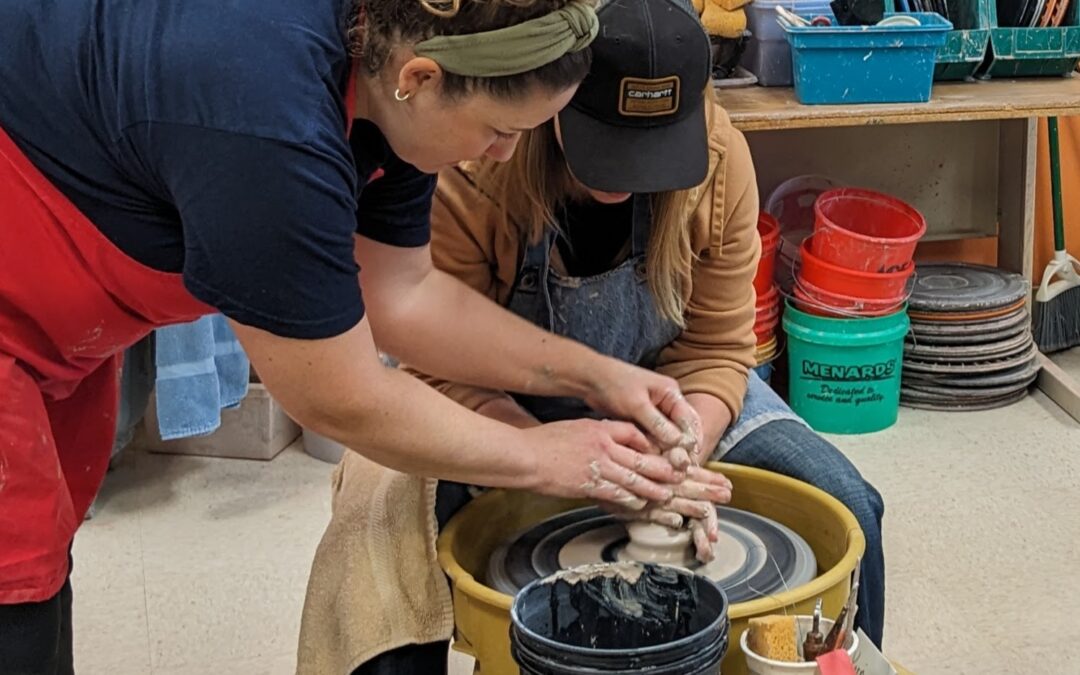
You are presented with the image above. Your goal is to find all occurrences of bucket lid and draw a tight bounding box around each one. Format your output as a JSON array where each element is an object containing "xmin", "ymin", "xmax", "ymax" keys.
[{"xmin": 783, "ymin": 300, "xmax": 910, "ymax": 345}]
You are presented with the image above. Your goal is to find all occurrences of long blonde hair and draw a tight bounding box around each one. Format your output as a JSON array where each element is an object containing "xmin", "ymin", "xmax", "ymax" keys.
[{"xmin": 477, "ymin": 88, "xmax": 716, "ymax": 326}]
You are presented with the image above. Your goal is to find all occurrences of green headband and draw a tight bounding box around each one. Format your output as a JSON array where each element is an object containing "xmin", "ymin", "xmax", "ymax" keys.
[{"xmin": 413, "ymin": 1, "xmax": 599, "ymax": 78}]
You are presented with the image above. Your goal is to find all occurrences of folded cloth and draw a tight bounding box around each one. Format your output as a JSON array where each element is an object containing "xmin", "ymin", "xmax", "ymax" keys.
[
  {"xmin": 297, "ymin": 452, "xmax": 454, "ymax": 675},
  {"xmin": 153, "ymin": 314, "xmax": 249, "ymax": 440}
]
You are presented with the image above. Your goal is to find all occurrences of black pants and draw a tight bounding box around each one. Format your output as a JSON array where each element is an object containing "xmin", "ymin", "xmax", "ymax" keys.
[
  {"xmin": 351, "ymin": 640, "xmax": 448, "ymax": 675},
  {"xmin": 0, "ymin": 574, "xmax": 74, "ymax": 675}
]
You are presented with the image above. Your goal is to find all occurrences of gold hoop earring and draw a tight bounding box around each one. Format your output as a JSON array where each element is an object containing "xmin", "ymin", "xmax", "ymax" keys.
[{"xmin": 394, "ymin": 88, "xmax": 412, "ymax": 102}]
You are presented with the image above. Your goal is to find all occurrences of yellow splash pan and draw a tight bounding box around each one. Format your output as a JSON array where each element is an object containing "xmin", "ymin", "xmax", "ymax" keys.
[{"xmin": 437, "ymin": 462, "xmax": 865, "ymax": 675}]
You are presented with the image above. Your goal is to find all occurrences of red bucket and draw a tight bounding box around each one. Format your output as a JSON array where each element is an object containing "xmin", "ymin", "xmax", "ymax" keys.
[
  {"xmin": 754, "ymin": 314, "xmax": 780, "ymax": 342},
  {"xmin": 756, "ymin": 284, "xmax": 780, "ymax": 310},
  {"xmin": 812, "ymin": 188, "xmax": 926, "ymax": 273},
  {"xmin": 794, "ymin": 278, "xmax": 906, "ymax": 318},
  {"xmin": 799, "ymin": 241, "xmax": 913, "ymax": 300},
  {"xmin": 754, "ymin": 213, "xmax": 781, "ymax": 295}
]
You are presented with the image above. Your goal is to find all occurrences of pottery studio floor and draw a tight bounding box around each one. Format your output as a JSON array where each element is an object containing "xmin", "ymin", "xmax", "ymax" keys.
[{"xmin": 71, "ymin": 350, "xmax": 1080, "ymax": 675}]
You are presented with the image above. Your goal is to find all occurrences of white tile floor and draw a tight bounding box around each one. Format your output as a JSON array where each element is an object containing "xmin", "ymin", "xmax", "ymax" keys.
[{"xmin": 71, "ymin": 351, "xmax": 1080, "ymax": 675}]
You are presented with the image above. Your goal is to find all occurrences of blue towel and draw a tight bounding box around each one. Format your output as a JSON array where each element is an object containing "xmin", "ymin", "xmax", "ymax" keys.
[{"xmin": 154, "ymin": 315, "xmax": 250, "ymax": 440}]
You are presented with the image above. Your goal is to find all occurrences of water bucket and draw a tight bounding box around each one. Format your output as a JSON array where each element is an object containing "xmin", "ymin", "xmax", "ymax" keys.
[
  {"xmin": 741, "ymin": 616, "xmax": 860, "ymax": 675},
  {"xmin": 793, "ymin": 279, "xmax": 906, "ymax": 318},
  {"xmin": 812, "ymin": 188, "xmax": 926, "ymax": 273},
  {"xmin": 798, "ymin": 241, "xmax": 913, "ymax": 299},
  {"xmin": 510, "ymin": 563, "xmax": 730, "ymax": 675},
  {"xmin": 301, "ymin": 429, "xmax": 346, "ymax": 464},
  {"xmin": 755, "ymin": 214, "xmax": 781, "ymax": 295},
  {"xmin": 783, "ymin": 302, "xmax": 909, "ymax": 434}
]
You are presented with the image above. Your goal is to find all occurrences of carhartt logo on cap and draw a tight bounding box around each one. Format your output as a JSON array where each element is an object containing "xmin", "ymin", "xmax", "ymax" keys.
[{"xmin": 618, "ymin": 76, "xmax": 680, "ymax": 117}]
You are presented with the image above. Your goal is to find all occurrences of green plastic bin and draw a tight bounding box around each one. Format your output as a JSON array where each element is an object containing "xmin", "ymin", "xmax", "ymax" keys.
[
  {"xmin": 783, "ymin": 302, "xmax": 910, "ymax": 434},
  {"xmin": 886, "ymin": 0, "xmax": 991, "ymax": 80},
  {"xmin": 980, "ymin": 0, "xmax": 1080, "ymax": 78}
]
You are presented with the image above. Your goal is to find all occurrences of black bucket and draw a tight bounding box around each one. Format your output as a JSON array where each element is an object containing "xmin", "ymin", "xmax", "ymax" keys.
[{"xmin": 509, "ymin": 563, "xmax": 729, "ymax": 675}]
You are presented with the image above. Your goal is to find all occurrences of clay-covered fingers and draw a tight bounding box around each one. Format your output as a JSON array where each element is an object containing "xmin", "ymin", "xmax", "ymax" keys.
[
  {"xmin": 664, "ymin": 446, "xmax": 693, "ymax": 472},
  {"xmin": 662, "ymin": 496, "xmax": 717, "ymax": 521},
  {"xmin": 655, "ymin": 386, "xmax": 703, "ymax": 456},
  {"xmin": 579, "ymin": 474, "xmax": 649, "ymax": 511},
  {"xmin": 687, "ymin": 505, "xmax": 721, "ymax": 563},
  {"xmin": 672, "ymin": 467, "xmax": 733, "ymax": 504},
  {"xmin": 602, "ymin": 419, "xmax": 662, "ymax": 456},
  {"xmin": 691, "ymin": 519, "xmax": 715, "ymax": 563},
  {"xmin": 608, "ymin": 504, "xmax": 685, "ymax": 530}
]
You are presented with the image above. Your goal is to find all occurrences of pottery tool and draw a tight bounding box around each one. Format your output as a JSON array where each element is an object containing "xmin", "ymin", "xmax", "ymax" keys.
[
  {"xmin": 802, "ymin": 599, "xmax": 826, "ymax": 661},
  {"xmin": 775, "ymin": 5, "xmax": 811, "ymax": 27},
  {"xmin": 823, "ymin": 581, "xmax": 857, "ymax": 653},
  {"xmin": 1033, "ymin": 116, "xmax": 1080, "ymax": 353}
]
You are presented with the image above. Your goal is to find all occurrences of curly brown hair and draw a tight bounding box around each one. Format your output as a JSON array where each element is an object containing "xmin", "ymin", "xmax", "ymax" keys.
[{"xmin": 347, "ymin": 0, "xmax": 593, "ymax": 99}]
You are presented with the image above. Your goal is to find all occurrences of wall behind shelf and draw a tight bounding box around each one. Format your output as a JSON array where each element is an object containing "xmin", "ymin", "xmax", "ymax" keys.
[{"xmin": 746, "ymin": 116, "xmax": 1080, "ymax": 272}]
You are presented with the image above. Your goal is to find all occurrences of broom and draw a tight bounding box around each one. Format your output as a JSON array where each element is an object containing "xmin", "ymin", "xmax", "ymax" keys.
[{"xmin": 1032, "ymin": 116, "xmax": 1080, "ymax": 354}]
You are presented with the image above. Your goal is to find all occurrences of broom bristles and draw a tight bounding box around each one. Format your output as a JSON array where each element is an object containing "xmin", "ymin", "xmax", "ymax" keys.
[{"xmin": 1033, "ymin": 285, "xmax": 1080, "ymax": 353}]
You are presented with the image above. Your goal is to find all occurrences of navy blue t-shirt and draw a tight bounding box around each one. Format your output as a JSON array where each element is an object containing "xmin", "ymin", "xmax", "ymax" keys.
[{"xmin": 0, "ymin": 0, "xmax": 435, "ymax": 339}]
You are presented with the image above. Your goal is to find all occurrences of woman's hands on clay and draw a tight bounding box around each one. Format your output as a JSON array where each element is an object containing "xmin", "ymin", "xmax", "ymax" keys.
[
  {"xmin": 608, "ymin": 466, "xmax": 733, "ymax": 563},
  {"xmin": 521, "ymin": 419, "xmax": 684, "ymax": 509},
  {"xmin": 582, "ymin": 360, "xmax": 703, "ymax": 468}
]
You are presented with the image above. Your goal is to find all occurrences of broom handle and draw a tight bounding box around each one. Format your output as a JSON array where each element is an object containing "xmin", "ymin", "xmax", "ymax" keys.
[{"xmin": 1049, "ymin": 116, "xmax": 1066, "ymax": 253}]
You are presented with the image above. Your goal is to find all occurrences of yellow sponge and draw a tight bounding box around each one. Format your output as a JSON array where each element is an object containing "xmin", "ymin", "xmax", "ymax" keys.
[
  {"xmin": 692, "ymin": 0, "xmax": 705, "ymax": 13},
  {"xmin": 746, "ymin": 615, "xmax": 800, "ymax": 663},
  {"xmin": 700, "ymin": 5, "xmax": 747, "ymax": 39}
]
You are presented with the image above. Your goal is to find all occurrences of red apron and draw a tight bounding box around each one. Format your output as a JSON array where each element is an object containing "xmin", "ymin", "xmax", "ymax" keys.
[{"xmin": 0, "ymin": 127, "xmax": 214, "ymax": 603}]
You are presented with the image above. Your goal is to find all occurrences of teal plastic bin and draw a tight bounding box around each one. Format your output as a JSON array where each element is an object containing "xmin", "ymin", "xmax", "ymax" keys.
[
  {"xmin": 980, "ymin": 1, "xmax": 1080, "ymax": 78},
  {"xmin": 784, "ymin": 13, "xmax": 954, "ymax": 105},
  {"xmin": 885, "ymin": 0, "xmax": 992, "ymax": 81}
]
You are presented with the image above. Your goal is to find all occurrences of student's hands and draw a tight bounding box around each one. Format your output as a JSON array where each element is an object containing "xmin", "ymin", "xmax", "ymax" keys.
[{"xmin": 607, "ymin": 466, "xmax": 733, "ymax": 563}]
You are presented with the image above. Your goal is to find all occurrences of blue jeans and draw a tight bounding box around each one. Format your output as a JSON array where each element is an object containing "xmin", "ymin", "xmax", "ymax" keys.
[{"xmin": 722, "ymin": 420, "xmax": 885, "ymax": 646}]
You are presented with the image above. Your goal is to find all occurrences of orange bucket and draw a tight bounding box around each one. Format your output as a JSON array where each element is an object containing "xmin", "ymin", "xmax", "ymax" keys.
[
  {"xmin": 799, "ymin": 241, "xmax": 913, "ymax": 300},
  {"xmin": 812, "ymin": 188, "xmax": 925, "ymax": 273},
  {"xmin": 755, "ymin": 213, "xmax": 781, "ymax": 295},
  {"xmin": 794, "ymin": 279, "xmax": 906, "ymax": 318}
]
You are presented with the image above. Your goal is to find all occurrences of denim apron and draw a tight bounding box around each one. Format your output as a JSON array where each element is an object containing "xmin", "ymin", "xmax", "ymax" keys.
[{"xmin": 504, "ymin": 194, "xmax": 804, "ymax": 458}]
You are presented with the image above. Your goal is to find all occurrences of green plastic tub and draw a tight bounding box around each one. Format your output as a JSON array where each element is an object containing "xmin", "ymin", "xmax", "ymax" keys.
[
  {"xmin": 886, "ymin": 0, "xmax": 991, "ymax": 81},
  {"xmin": 783, "ymin": 302, "xmax": 910, "ymax": 434},
  {"xmin": 980, "ymin": 0, "xmax": 1080, "ymax": 78}
]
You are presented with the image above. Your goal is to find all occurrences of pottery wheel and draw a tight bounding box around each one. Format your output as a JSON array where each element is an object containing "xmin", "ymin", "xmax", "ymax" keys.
[
  {"xmin": 902, "ymin": 357, "xmax": 1040, "ymax": 388},
  {"xmin": 900, "ymin": 389, "xmax": 1029, "ymax": 412},
  {"xmin": 908, "ymin": 309, "xmax": 1030, "ymax": 344},
  {"xmin": 901, "ymin": 266, "xmax": 1036, "ymax": 412},
  {"xmin": 902, "ymin": 343, "xmax": 1038, "ymax": 375},
  {"xmin": 908, "ymin": 264, "xmax": 1028, "ymax": 313},
  {"xmin": 486, "ymin": 506, "xmax": 817, "ymax": 603},
  {"xmin": 903, "ymin": 331, "xmax": 1034, "ymax": 361}
]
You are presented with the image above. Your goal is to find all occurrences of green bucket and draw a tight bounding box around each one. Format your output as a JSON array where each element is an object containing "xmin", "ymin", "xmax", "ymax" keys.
[{"xmin": 782, "ymin": 302, "xmax": 910, "ymax": 434}]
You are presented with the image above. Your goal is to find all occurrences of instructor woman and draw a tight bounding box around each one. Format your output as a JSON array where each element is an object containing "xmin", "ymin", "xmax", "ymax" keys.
[{"xmin": 0, "ymin": 1, "xmax": 703, "ymax": 672}]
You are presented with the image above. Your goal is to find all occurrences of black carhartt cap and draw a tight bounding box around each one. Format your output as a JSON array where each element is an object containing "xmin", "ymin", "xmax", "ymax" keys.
[{"xmin": 559, "ymin": 0, "xmax": 712, "ymax": 194}]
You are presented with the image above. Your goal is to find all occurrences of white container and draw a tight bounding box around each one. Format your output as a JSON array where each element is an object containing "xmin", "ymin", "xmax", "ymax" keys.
[
  {"xmin": 141, "ymin": 383, "xmax": 300, "ymax": 461},
  {"xmin": 741, "ymin": 615, "xmax": 860, "ymax": 675},
  {"xmin": 302, "ymin": 428, "xmax": 348, "ymax": 464},
  {"xmin": 743, "ymin": 1, "xmax": 832, "ymax": 86}
]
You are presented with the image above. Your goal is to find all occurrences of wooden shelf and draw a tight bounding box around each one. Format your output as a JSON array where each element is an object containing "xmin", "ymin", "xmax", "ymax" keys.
[{"xmin": 717, "ymin": 78, "xmax": 1080, "ymax": 131}]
